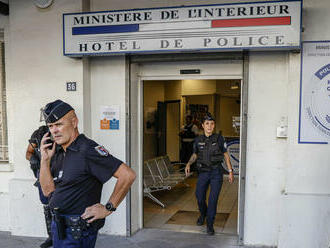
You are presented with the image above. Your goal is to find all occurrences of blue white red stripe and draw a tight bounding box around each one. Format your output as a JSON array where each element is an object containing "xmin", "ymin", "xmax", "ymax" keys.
[{"xmin": 72, "ymin": 16, "xmax": 291, "ymax": 35}]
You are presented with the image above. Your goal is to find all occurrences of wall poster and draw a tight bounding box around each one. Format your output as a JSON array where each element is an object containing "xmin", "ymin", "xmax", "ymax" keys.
[
  {"xmin": 100, "ymin": 105, "xmax": 120, "ymax": 130},
  {"xmin": 299, "ymin": 41, "xmax": 330, "ymax": 144}
]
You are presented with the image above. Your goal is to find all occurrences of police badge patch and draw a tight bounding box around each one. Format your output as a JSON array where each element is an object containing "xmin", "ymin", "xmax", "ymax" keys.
[{"xmin": 95, "ymin": 145, "xmax": 109, "ymax": 156}]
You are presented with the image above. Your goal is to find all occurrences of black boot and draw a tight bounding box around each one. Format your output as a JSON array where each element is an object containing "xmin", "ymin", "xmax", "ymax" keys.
[
  {"xmin": 40, "ymin": 205, "xmax": 53, "ymax": 248},
  {"xmin": 206, "ymin": 222, "xmax": 215, "ymax": 235},
  {"xmin": 196, "ymin": 215, "xmax": 205, "ymax": 226},
  {"xmin": 40, "ymin": 237, "xmax": 52, "ymax": 248}
]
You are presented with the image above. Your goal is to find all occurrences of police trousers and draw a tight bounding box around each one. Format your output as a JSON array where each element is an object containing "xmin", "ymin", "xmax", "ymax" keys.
[
  {"xmin": 51, "ymin": 218, "xmax": 98, "ymax": 248},
  {"xmin": 195, "ymin": 168, "xmax": 223, "ymax": 224}
]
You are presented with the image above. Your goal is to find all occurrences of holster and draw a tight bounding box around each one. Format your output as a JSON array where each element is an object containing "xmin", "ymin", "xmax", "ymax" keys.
[
  {"xmin": 65, "ymin": 217, "xmax": 105, "ymax": 240},
  {"xmin": 53, "ymin": 208, "xmax": 66, "ymax": 240},
  {"xmin": 43, "ymin": 205, "xmax": 52, "ymax": 237}
]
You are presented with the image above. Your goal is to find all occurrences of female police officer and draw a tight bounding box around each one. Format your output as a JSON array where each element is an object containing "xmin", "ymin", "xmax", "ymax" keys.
[
  {"xmin": 39, "ymin": 100, "xmax": 136, "ymax": 248},
  {"xmin": 185, "ymin": 113, "xmax": 234, "ymax": 235}
]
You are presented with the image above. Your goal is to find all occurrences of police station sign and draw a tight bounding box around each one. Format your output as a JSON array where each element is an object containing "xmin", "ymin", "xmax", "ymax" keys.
[
  {"xmin": 299, "ymin": 41, "xmax": 330, "ymax": 144},
  {"xmin": 63, "ymin": 0, "xmax": 301, "ymax": 56}
]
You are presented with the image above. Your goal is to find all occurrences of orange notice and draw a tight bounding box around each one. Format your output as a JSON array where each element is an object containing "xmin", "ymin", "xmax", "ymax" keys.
[{"xmin": 100, "ymin": 118, "xmax": 110, "ymax": 129}]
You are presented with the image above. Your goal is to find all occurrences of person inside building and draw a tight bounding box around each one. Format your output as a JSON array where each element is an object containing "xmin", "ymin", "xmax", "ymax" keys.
[
  {"xmin": 26, "ymin": 125, "xmax": 54, "ymax": 248},
  {"xmin": 185, "ymin": 112, "xmax": 234, "ymax": 235},
  {"xmin": 179, "ymin": 115, "xmax": 199, "ymax": 165},
  {"xmin": 39, "ymin": 99, "xmax": 136, "ymax": 248}
]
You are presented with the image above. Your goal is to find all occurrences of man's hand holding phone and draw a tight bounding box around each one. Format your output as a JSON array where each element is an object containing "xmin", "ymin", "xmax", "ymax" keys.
[{"xmin": 40, "ymin": 132, "xmax": 56, "ymax": 162}]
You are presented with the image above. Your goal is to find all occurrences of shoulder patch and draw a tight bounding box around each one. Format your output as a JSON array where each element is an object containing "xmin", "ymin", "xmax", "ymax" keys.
[{"xmin": 94, "ymin": 145, "xmax": 109, "ymax": 157}]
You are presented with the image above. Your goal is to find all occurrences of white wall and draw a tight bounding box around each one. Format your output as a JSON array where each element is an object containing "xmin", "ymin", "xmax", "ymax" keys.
[
  {"xmin": 0, "ymin": 192, "xmax": 10, "ymax": 231},
  {"xmin": 5, "ymin": 0, "xmax": 85, "ymax": 237},
  {"xmin": 276, "ymin": 0, "xmax": 330, "ymax": 247},
  {"xmin": 90, "ymin": 56, "xmax": 128, "ymax": 235},
  {"xmin": 244, "ymin": 52, "xmax": 289, "ymax": 247},
  {"xmin": 0, "ymin": 6, "xmax": 13, "ymax": 230}
]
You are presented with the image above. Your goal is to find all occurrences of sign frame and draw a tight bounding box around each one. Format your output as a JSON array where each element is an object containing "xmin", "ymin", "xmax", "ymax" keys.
[
  {"xmin": 63, "ymin": 0, "xmax": 302, "ymax": 57},
  {"xmin": 298, "ymin": 40, "xmax": 330, "ymax": 144}
]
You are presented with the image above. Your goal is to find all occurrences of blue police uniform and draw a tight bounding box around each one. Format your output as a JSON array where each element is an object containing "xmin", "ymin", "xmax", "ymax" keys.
[
  {"xmin": 193, "ymin": 133, "xmax": 227, "ymax": 232},
  {"xmin": 49, "ymin": 134, "xmax": 122, "ymax": 248},
  {"xmin": 41, "ymin": 100, "xmax": 123, "ymax": 248},
  {"xmin": 29, "ymin": 126, "xmax": 55, "ymax": 248}
]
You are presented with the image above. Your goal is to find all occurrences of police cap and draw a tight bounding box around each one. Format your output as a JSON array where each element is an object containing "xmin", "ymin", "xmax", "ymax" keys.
[
  {"xmin": 203, "ymin": 112, "xmax": 215, "ymax": 122},
  {"xmin": 43, "ymin": 100, "xmax": 74, "ymax": 123}
]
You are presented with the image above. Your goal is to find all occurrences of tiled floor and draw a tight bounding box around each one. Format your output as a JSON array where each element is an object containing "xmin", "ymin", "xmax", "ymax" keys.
[{"xmin": 144, "ymin": 173, "xmax": 239, "ymax": 235}]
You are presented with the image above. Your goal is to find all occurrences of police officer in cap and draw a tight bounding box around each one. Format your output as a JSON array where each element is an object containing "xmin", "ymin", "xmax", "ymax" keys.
[
  {"xmin": 39, "ymin": 100, "xmax": 136, "ymax": 248},
  {"xmin": 26, "ymin": 125, "xmax": 54, "ymax": 248},
  {"xmin": 185, "ymin": 112, "xmax": 234, "ymax": 235}
]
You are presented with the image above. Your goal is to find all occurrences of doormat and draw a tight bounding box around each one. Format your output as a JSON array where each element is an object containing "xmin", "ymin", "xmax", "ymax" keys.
[{"xmin": 166, "ymin": 211, "xmax": 230, "ymax": 227}]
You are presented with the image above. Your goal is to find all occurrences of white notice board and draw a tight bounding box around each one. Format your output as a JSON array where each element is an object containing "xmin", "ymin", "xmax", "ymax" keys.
[{"xmin": 299, "ymin": 41, "xmax": 330, "ymax": 144}]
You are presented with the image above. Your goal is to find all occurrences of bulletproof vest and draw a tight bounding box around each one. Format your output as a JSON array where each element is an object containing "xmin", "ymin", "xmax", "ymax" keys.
[
  {"xmin": 196, "ymin": 134, "xmax": 224, "ymax": 171},
  {"xmin": 181, "ymin": 124, "xmax": 196, "ymax": 139}
]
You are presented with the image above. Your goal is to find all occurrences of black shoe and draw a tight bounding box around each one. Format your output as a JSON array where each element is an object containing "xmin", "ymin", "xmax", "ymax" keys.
[
  {"xmin": 196, "ymin": 215, "xmax": 205, "ymax": 226},
  {"xmin": 207, "ymin": 223, "xmax": 215, "ymax": 235},
  {"xmin": 40, "ymin": 237, "xmax": 52, "ymax": 248}
]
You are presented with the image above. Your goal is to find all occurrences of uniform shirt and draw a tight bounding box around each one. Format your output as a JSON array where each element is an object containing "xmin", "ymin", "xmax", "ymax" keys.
[
  {"xmin": 193, "ymin": 134, "xmax": 227, "ymax": 154},
  {"xmin": 49, "ymin": 134, "xmax": 122, "ymax": 214}
]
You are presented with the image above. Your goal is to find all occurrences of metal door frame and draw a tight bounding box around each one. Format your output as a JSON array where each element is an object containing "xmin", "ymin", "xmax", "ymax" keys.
[{"xmin": 126, "ymin": 52, "xmax": 248, "ymax": 244}]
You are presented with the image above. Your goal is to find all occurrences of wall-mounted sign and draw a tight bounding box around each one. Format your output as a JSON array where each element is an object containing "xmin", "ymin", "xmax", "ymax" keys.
[
  {"xmin": 66, "ymin": 82, "xmax": 77, "ymax": 91},
  {"xmin": 100, "ymin": 105, "xmax": 120, "ymax": 130},
  {"xmin": 299, "ymin": 41, "xmax": 330, "ymax": 144},
  {"xmin": 223, "ymin": 138, "xmax": 240, "ymax": 175},
  {"xmin": 63, "ymin": 0, "xmax": 301, "ymax": 56}
]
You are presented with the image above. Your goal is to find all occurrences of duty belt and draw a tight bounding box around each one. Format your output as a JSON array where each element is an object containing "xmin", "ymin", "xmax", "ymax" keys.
[{"xmin": 51, "ymin": 208, "xmax": 105, "ymax": 240}]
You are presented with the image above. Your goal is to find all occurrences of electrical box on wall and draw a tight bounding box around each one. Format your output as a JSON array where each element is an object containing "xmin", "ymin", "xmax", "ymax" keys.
[{"xmin": 277, "ymin": 116, "xmax": 288, "ymax": 138}]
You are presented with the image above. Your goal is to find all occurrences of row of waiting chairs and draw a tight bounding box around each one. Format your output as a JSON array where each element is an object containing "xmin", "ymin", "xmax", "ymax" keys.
[{"xmin": 144, "ymin": 155, "xmax": 193, "ymax": 208}]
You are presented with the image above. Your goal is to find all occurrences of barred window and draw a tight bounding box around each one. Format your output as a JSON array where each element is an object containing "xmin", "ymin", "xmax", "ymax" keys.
[{"xmin": 0, "ymin": 38, "xmax": 8, "ymax": 162}]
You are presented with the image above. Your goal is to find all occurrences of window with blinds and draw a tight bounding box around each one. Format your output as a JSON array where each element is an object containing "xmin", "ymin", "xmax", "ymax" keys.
[{"xmin": 0, "ymin": 41, "xmax": 8, "ymax": 162}]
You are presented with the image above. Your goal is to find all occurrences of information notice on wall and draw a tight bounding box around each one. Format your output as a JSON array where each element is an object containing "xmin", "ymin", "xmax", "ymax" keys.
[
  {"xmin": 100, "ymin": 105, "xmax": 120, "ymax": 130},
  {"xmin": 299, "ymin": 41, "xmax": 330, "ymax": 144}
]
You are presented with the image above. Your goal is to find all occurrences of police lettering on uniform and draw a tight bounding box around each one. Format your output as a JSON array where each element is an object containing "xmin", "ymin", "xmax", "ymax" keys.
[
  {"xmin": 39, "ymin": 100, "xmax": 136, "ymax": 248},
  {"xmin": 185, "ymin": 113, "xmax": 234, "ymax": 235}
]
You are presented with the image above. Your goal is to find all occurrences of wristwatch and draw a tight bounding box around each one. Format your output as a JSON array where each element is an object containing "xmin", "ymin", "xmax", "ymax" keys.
[
  {"xmin": 105, "ymin": 202, "xmax": 117, "ymax": 212},
  {"xmin": 228, "ymin": 169, "xmax": 233, "ymax": 173}
]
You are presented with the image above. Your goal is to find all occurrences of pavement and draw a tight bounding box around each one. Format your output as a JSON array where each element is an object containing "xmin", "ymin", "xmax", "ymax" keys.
[{"xmin": 1, "ymin": 228, "xmax": 249, "ymax": 248}]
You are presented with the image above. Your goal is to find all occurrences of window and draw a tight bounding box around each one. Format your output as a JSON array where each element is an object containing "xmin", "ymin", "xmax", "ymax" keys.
[{"xmin": 0, "ymin": 38, "xmax": 8, "ymax": 161}]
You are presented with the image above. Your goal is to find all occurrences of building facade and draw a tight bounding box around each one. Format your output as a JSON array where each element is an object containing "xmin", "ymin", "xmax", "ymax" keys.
[{"xmin": 0, "ymin": 0, "xmax": 329, "ymax": 247}]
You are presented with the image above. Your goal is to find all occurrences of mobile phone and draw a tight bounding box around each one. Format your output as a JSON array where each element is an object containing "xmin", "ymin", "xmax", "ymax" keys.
[{"xmin": 45, "ymin": 131, "xmax": 54, "ymax": 148}]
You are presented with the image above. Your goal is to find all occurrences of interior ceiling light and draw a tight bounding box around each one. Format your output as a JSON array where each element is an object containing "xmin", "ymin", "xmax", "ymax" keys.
[
  {"xmin": 34, "ymin": 0, "xmax": 53, "ymax": 9},
  {"xmin": 230, "ymin": 82, "xmax": 240, "ymax": 90}
]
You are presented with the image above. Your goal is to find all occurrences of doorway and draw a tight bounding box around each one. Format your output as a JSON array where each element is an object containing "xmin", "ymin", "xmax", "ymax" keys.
[
  {"xmin": 128, "ymin": 58, "xmax": 246, "ymax": 239},
  {"xmin": 143, "ymin": 79, "xmax": 240, "ymax": 235}
]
